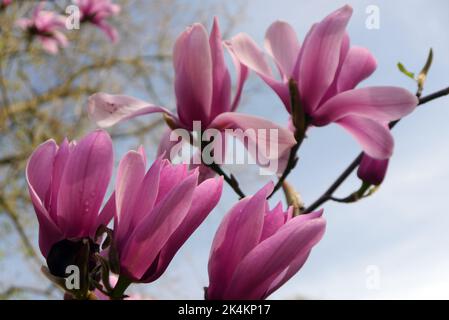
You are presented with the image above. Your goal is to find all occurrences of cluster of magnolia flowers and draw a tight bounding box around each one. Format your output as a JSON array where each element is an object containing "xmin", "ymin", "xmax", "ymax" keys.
[
  {"xmin": 26, "ymin": 5, "xmax": 420, "ymax": 300},
  {"xmin": 10, "ymin": 0, "xmax": 120, "ymax": 54}
]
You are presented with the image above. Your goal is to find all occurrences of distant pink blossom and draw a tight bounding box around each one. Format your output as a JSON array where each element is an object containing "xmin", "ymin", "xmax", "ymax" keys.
[
  {"xmin": 75, "ymin": 0, "xmax": 120, "ymax": 43},
  {"xmin": 228, "ymin": 5, "xmax": 418, "ymax": 160},
  {"xmin": 1, "ymin": 0, "xmax": 12, "ymax": 8},
  {"xmin": 17, "ymin": 3, "xmax": 68, "ymax": 54},
  {"xmin": 110, "ymin": 148, "xmax": 223, "ymax": 283},
  {"xmin": 26, "ymin": 130, "xmax": 114, "ymax": 258},
  {"xmin": 207, "ymin": 183, "xmax": 325, "ymax": 300}
]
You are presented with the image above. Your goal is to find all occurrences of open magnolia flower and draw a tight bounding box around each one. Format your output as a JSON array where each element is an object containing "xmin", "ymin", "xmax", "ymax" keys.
[
  {"xmin": 87, "ymin": 17, "xmax": 296, "ymax": 169},
  {"xmin": 207, "ymin": 183, "xmax": 326, "ymax": 300},
  {"xmin": 16, "ymin": 3, "xmax": 68, "ymax": 54},
  {"xmin": 227, "ymin": 5, "xmax": 418, "ymax": 160},
  {"xmin": 75, "ymin": 0, "xmax": 120, "ymax": 43},
  {"xmin": 26, "ymin": 130, "xmax": 114, "ymax": 260},
  {"xmin": 111, "ymin": 148, "xmax": 223, "ymax": 284}
]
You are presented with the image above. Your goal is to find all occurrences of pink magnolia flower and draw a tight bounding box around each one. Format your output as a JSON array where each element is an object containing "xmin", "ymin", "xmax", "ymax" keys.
[
  {"xmin": 111, "ymin": 148, "xmax": 223, "ymax": 283},
  {"xmin": 1, "ymin": 0, "xmax": 12, "ymax": 8},
  {"xmin": 17, "ymin": 4, "xmax": 68, "ymax": 54},
  {"xmin": 87, "ymin": 18, "xmax": 296, "ymax": 168},
  {"xmin": 228, "ymin": 5, "xmax": 418, "ymax": 160},
  {"xmin": 207, "ymin": 183, "xmax": 326, "ymax": 300},
  {"xmin": 358, "ymin": 154, "xmax": 389, "ymax": 185},
  {"xmin": 75, "ymin": 0, "xmax": 120, "ymax": 43},
  {"xmin": 26, "ymin": 130, "xmax": 114, "ymax": 258}
]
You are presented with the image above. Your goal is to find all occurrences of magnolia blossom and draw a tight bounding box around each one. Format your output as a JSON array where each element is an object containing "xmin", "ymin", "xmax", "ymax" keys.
[
  {"xmin": 228, "ymin": 5, "xmax": 418, "ymax": 160},
  {"xmin": 87, "ymin": 17, "xmax": 296, "ymax": 170},
  {"xmin": 207, "ymin": 183, "xmax": 326, "ymax": 300},
  {"xmin": 75, "ymin": 0, "xmax": 120, "ymax": 43},
  {"xmin": 17, "ymin": 4, "xmax": 68, "ymax": 54},
  {"xmin": 26, "ymin": 130, "xmax": 114, "ymax": 258},
  {"xmin": 1, "ymin": 0, "xmax": 12, "ymax": 8},
  {"xmin": 111, "ymin": 148, "xmax": 223, "ymax": 283}
]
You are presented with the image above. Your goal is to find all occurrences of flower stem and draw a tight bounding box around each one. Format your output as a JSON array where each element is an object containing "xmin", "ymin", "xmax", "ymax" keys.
[{"xmin": 110, "ymin": 275, "xmax": 132, "ymax": 300}]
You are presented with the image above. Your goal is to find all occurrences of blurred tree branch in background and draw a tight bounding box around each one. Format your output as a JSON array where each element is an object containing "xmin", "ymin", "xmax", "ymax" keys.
[{"xmin": 0, "ymin": 0, "xmax": 246, "ymax": 299}]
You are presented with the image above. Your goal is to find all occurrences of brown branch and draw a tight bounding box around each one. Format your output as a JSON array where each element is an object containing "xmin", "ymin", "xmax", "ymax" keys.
[
  {"xmin": 268, "ymin": 141, "xmax": 301, "ymax": 199},
  {"xmin": 0, "ymin": 153, "xmax": 27, "ymax": 166},
  {"xmin": 0, "ymin": 57, "xmax": 146, "ymax": 120},
  {"xmin": 0, "ymin": 285, "xmax": 55, "ymax": 299},
  {"xmin": 0, "ymin": 197, "xmax": 41, "ymax": 266},
  {"xmin": 2, "ymin": 86, "xmax": 98, "ymax": 119},
  {"xmin": 268, "ymin": 79, "xmax": 308, "ymax": 199},
  {"xmin": 207, "ymin": 163, "xmax": 246, "ymax": 199}
]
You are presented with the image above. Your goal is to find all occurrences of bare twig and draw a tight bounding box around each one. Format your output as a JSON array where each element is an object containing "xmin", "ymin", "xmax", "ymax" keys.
[
  {"xmin": 0, "ymin": 285, "xmax": 56, "ymax": 299},
  {"xmin": 207, "ymin": 163, "xmax": 246, "ymax": 199},
  {"xmin": 0, "ymin": 196, "xmax": 41, "ymax": 266}
]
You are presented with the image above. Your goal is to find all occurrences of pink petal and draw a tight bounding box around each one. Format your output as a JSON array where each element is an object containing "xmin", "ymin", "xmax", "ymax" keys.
[
  {"xmin": 313, "ymin": 87, "xmax": 418, "ymax": 125},
  {"xmin": 137, "ymin": 145, "xmax": 147, "ymax": 166},
  {"xmin": 48, "ymin": 139, "xmax": 70, "ymax": 221},
  {"xmin": 337, "ymin": 46, "xmax": 377, "ymax": 92},
  {"xmin": 126, "ymin": 158, "xmax": 164, "ymax": 236},
  {"xmin": 35, "ymin": 206, "xmax": 63, "ymax": 258},
  {"xmin": 87, "ymin": 93, "xmax": 172, "ymax": 128},
  {"xmin": 298, "ymin": 5, "xmax": 353, "ymax": 113},
  {"xmin": 207, "ymin": 183, "xmax": 273, "ymax": 300},
  {"xmin": 260, "ymin": 202, "xmax": 287, "ymax": 242},
  {"xmin": 97, "ymin": 21, "xmax": 119, "ymax": 43},
  {"xmin": 26, "ymin": 140, "xmax": 57, "ymax": 207},
  {"xmin": 174, "ymin": 23, "xmax": 213, "ymax": 129},
  {"xmin": 120, "ymin": 171, "xmax": 199, "ymax": 280},
  {"xmin": 114, "ymin": 150, "xmax": 146, "ymax": 247},
  {"xmin": 16, "ymin": 18, "xmax": 32, "ymax": 30},
  {"xmin": 225, "ymin": 42, "xmax": 249, "ymax": 112},
  {"xmin": 52, "ymin": 30, "xmax": 69, "ymax": 48},
  {"xmin": 93, "ymin": 192, "xmax": 116, "ymax": 236},
  {"xmin": 264, "ymin": 21, "xmax": 301, "ymax": 80},
  {"xmin": 224, "ymin": 211, "xmax": 326, "ymax": 299},
  {"xmin": 39, "ymin": 36, "xmax": 59, "ymax": 55},
  {"xmin": 357, "ymin": 153, "xmax": 389, "ymax": 185},
  {"xmin": 57, "ymin": 130, "xmax": 113, "ymax": 238},
  {"xmin": 209, "ymin": 112, "xmax": 297, "ymax": 167},
  {"xmin": 26, "ymin": 140, "xmax": 63, "ymax": 257},
  {"xmin": 209, "ymin": 17, "xmax": 232, "ymax": 118},
  {"xmin": 228, "ymin": 33, "xmax": 290, "ymax": 110},
  {"xmin": 264, "ymin": 211, "xmax": 324, "ymax": 297},
  {"xmin": 319, "ymin": 32, "xmax": 350, "ymax": 103},
  {"xmin": 336, "ymin": 116, "xmax": 394, "ymax": 159},
  {"xmin": 143, "ymin": 176, "xmax": 223, "ymax": 282},
  {"xmin": 190, "ymin": 162, "xmax": 217, "ymax": 183},
  {"xmin": 154, "ymin": 162, "xmax": 189, "ymax": 205}
]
